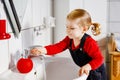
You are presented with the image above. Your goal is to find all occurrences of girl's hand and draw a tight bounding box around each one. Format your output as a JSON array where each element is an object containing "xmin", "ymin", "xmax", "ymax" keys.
[
  {"xmin": 79, "ymin": 64, "xmax": 91, "ymax": 76},
  {"xmin": 30, "ymin": 47, "xmax": 47, "ymax": 56}
]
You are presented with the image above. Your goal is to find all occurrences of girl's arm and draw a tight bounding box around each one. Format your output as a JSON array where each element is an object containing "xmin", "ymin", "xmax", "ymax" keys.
[
  {"xmin": 30, "ymin": 36, "xmax": 70, "ymax": 56},
  {"xmin": 84, "ymin": 37, "xmax": 104, "ymax": 70},
  {"xmin": 45, "ymin": 36, "xmax": 70, "ymax": 55}
]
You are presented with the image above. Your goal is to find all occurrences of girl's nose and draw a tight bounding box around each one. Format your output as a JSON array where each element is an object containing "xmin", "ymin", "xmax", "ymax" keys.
[{"xmin": 66, "ymin": 29, "xmax": 71, "ymax": 34}]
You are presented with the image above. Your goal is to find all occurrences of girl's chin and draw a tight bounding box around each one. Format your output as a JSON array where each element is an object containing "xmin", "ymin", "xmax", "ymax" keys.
[{"xmin": 68, "ymin": 36, "xmax": 73, "ymax": 39}]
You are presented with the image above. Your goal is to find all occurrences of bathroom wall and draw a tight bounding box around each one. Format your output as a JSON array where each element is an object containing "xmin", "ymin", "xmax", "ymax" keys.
[
  {"xmin": 0, "ymin": 0, "xmax": 53, "ymax": 74},
  {"xmin": 108, "ymin": 0, "xmax": 120, "ymax": 33},
  {"xmin": 0, "ymin": 1, "xmax": 10, "ymax": 74}
]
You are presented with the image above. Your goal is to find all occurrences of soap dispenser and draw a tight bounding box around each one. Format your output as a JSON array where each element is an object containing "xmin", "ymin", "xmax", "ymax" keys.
[{"xmin": 17, "ymin": 49, "xmax": 33, "ymax": 73}]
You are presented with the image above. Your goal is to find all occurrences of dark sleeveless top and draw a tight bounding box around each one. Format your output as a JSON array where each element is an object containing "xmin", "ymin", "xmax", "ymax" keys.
[{"xmin": 69, "ymin": 33, "xmax": 107, "ymax": 80}]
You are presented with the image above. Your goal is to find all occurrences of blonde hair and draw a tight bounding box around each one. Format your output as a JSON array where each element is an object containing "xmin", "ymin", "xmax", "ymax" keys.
[{"xmin": 67, "ymin": 9, "xmax": 101, "ymax": 36}]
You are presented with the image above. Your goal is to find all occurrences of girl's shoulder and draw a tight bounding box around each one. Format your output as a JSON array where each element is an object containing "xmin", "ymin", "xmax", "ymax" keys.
[
  {"xmin": 60, "ymin": 36, "xmax": 71, "ymax": 45},
  {"xmin": 63, "ymin": 36, "xmax": 70, "ymax": 41},
  {"xmin": 86, "ymin": 34, "xmax": 96, "ymax": 42},
  {"xmin": 85, "ymin": 35, "xmax": 98, "ymax": 46}
]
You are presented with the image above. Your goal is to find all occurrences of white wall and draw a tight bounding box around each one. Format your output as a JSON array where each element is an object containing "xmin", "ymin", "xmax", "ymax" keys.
[
  {"xmin": 53, "ymin": 0, "xmax": 69, "ymax": 43},
  {"xmin": 0, "ymin": 1, "xmax": 10, "ymax": 74},
  {"xmin": 108, "ymin": 0, "xmax": 120, "ymax": 33}
]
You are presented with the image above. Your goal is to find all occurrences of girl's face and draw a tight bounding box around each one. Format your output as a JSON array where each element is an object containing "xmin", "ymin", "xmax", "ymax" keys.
[{"xmin": 66, "ymin": 18, "xmax": 84, "ymax": 39}]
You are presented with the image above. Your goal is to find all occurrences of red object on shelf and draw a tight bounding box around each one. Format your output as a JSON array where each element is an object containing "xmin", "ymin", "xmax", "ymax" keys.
[
  {"xmin": 17, "ymin": 58, "xmax": 33, "ymax": 73},
  {"xmin": 0, "ymin": 20, "xmax": 11, "ymax": 40}
]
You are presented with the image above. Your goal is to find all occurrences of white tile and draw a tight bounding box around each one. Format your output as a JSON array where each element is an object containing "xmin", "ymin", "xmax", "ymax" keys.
[
  {"xmin": 33, "ymin": 29, "xmax": 46, "ymax": 46},
  {"xmin": 33, "ymin": 28, "xmax": 52, "ymax": 46},
  {"xmin": 21, "ymin": 0, "xmax": 32, "ymax": 29},
  {"xmin": 13, "ymin": 0, "xmax": 29, "ymax": 24},
  {"xmin": 21, "ymin": 29, "xmax": 33, "ymax": 49},
  {"xmin": 109, "ymin": 2, "xmax": 120, "ymax": 21},
  {"xmin": 8, "ymin": 33, "xmax": 22, "ymax": 67},
  {"xmin": 0, "ymin": 40, "xmax": 9, "ymax": 74},
  {"xmin": 109, "ymin": 23, "xmax": 120, "ymax": 33},
  {"xmin": 84, "ymin": 0, "xmax": 107, "ymax": 21}
]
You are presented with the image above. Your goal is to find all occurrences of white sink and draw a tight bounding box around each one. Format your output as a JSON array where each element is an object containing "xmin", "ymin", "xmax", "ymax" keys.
[
  {"xmin": 0, "ymin": 56, "xmax": 46, "ymax": 80},
  {"xmin": 0, "ymin": 55, "xmax": 80, "ymax": 80},
  {"xmin": 44, "ymin": 56, "xmax": 80, "ymax": 80}
]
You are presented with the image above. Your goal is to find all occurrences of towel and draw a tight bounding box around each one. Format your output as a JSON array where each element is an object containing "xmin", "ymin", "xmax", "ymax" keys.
[{"xmin": 73, "ymin": 74, "xmax": 88, "ymax": 80}]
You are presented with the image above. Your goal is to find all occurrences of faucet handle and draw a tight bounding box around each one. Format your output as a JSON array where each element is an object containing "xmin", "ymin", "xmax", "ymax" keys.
[{"xmin": 24, "ymin": 49, "xmax": 29, "ymax": 58}]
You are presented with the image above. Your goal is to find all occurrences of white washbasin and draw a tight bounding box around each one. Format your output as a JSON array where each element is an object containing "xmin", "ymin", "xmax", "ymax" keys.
[
  {"xmin": 0, "ymin": 56, "xmax": 46, "ymax": 80},
  {"xmin": 44, "ymin": 56, "xmax": 80, "ymax": 80},
  {"xmin": 0, "ymin": 55, "xmax": 81, "ymax": 80}
]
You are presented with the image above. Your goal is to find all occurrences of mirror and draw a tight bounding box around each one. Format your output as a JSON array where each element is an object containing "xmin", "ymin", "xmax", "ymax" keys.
[
  {"xmin": 1, "ymin": 0, "xmax": 28, "ymax": 38},
  {"xmin": 12, "ymin": 0, "xmax": 28, "ymax": 24},
  {"xmin": 1, "ymin": 0, "xmax": 21, "ymax": 38}
]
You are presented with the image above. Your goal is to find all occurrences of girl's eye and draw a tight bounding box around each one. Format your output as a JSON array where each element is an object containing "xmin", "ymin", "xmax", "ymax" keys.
[
  {"xmin": 66, "ymin": 26, "xmax": 76, "ymax": 30},
  {"xmin": 70, "ymin": 28, "xmax": 75, "ymax": 30}
]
